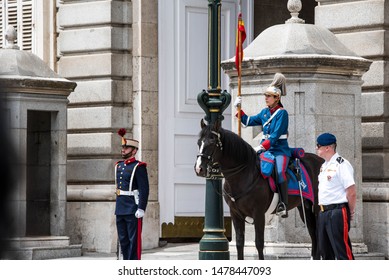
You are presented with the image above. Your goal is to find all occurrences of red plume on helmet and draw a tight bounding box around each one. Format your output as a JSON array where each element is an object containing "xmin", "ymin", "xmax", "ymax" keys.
[
  {"xmin": 118, "ymin": 128, "xmax": 126, "ymax": 137},
  {"xmin": 117, "ymin": 128, "xmax": 139, "ymax": 148}
]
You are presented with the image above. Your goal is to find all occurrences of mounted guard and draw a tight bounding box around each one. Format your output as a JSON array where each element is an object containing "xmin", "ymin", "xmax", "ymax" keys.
[{"xmin": 233, "ymin": 73, "xmax": 290, "ymax": 217}]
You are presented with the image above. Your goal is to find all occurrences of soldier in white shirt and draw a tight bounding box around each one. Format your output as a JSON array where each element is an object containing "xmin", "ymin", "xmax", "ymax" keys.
[{"xmin": 316, "ymin": 133, "xmax": 356, "ymax": 260}]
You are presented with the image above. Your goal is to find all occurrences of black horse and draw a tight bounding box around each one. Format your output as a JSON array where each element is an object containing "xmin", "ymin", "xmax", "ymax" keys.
[{"xmin": 195, "ymin": 119, "xmax": 324, "ymax": 260}]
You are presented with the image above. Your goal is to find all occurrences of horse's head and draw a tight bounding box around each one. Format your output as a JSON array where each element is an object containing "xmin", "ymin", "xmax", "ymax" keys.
[{"xmin": 194, "ymin": 119, "xmax": 223, "ymax": 178}]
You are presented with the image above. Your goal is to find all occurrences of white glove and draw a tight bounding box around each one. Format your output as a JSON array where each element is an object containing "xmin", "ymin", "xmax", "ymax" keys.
[
  {"xmin": 233, "ymin": 96, "xmax": 242, "ymax": 108},
  {"xmin": 135, "ymin": 209, "xmax": 145, "ymax": 219},
  {"xmin": 254, "ymin": 145, "xmax": 266, "ymax": 153}
]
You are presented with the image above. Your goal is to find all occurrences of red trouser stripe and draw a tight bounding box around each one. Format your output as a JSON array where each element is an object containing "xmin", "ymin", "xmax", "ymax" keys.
[
  {"xmin": 342, "ymin": 207, "xmax": 353, "ymax": 260},
  {"xmin": 137, "ymin": 218, "xmax": 142, "ymax": 260}
]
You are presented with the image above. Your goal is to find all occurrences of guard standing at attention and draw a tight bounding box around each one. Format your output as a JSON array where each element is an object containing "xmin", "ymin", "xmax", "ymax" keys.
[
  {"xmin": 316, "ymin": 133, "xmax": 356, "ymax": 260},
  {"xmin": 115, "ymin": 128, "xmax": 149, "ymax": 260}
]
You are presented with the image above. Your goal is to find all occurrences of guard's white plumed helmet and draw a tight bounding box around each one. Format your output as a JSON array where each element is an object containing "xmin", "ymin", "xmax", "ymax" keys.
[{"xmin": 265, "ymin": 86, "xmax": 281, "ymax": 97}]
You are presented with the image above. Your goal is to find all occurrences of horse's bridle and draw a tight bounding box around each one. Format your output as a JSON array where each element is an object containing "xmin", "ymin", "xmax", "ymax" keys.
[
  {"xmin": 197, "ymin": 131, "xmax": 223, "ymax": 179},
  {"xmin": 196, "ymin": 130, "xmax": 257, "ymax": 224}
]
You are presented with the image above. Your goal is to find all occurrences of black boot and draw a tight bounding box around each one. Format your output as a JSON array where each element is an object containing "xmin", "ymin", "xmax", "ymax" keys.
[{"xmin": 276, "ymin": 181, "xmax": 288, "ymax": 218}]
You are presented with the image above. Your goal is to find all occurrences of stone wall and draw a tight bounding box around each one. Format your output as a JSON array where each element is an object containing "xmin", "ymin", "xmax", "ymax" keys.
[
  {"xmin": 363, "ymin": 183, "xmax": 389, "ymax": 259},
  {"xmin": 57, "ymin": 0, "xmax": 159, "ymax": 253}
]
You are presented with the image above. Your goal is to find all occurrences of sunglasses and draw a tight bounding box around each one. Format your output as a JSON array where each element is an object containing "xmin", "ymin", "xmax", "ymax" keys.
[{"xmin": 316, "ymin": 144, "xmax": 323, "ymax": 149}]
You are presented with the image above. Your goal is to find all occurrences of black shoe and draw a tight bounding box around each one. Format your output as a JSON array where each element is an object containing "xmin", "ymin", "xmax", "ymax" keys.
[{"xmin": 276, "ymin": 202, "xmax": 288, "ymax": 218}]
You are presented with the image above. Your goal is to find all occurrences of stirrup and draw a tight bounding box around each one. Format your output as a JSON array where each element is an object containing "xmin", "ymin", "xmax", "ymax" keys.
[{"xmin": 276, "ymin": 202, "xmax": 288, "ymax": 218}]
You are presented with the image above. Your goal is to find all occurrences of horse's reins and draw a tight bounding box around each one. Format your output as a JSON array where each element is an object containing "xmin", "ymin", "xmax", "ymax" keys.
[{"xmin": 223, "ymin": 185, "xmax": 257, "ymax": 225}]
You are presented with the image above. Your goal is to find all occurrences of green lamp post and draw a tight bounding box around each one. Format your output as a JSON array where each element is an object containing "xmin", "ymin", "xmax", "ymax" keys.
[{"xmin": 197, "ymin": 0, "xmax": 231, "ymax": 260}]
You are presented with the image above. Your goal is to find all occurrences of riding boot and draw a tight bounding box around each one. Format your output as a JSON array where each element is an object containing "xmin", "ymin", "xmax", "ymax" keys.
[{"xmin": 276, "ymin": 181, "xmax": 288, "ymax": 218}]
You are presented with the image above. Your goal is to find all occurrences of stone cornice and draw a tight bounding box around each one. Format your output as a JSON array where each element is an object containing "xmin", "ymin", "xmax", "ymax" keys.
[
  {"xmin": 222, "ymin": 55, "xmax": 372, "ymax": 78},
  {"xmin": 0, "ymin": 77, "xmax": 76, "ymax": 96}
]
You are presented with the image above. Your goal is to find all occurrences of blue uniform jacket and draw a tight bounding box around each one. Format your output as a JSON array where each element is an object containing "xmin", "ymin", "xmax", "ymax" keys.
[
  {"xmin": 115, "ymin": 157, "xmax": 149, "ymax": 215},
  {"xmin": 241, "ymin": 107, "xmax": 291, "ymax": 157}
]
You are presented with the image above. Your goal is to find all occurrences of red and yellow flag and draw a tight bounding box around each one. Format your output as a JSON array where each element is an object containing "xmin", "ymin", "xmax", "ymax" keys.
[{"xmin": 235, "ymin": 13, "xmax": 246, "ymax": 75}]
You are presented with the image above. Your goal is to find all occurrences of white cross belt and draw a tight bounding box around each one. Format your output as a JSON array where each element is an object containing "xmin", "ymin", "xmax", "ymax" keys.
[
  {"xmin": 262, "ymin": 134, "xmax": 288, "ymax": 140},
  {"xmin": 116, "ymin": 189, "xmax": 135, "ymax": 196}
]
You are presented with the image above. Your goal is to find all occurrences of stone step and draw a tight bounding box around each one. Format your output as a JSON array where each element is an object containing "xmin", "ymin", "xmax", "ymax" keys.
[
  {"xmin": 9, "ymin": 236, "xmax": 70, "ymax": 248},
  {"xmin": 9, "ymin": 244, "xmax": 82, "ymax": 260},
  {"xmin": 4, "ymin": 236, "xmax": 82, "ymax": 260}
]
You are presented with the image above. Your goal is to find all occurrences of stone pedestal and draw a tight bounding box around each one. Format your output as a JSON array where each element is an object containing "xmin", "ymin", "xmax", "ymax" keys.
[
  {"xmin": 316, "ymin": 0, "xmax": 389, "ymax": 259},
  {"xmin": 222, "ymin": 12, "xmax": 371, "ymax": 257}
]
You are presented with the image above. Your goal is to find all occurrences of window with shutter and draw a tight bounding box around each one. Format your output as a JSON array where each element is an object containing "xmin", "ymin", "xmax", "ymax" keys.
[
  {"xmin": 21, "ymin": 0, "xmax": 32, "ymax": 51},
  {"xmin": 0, "ymin": 0, "xmax": 33, "ymax": 51}
]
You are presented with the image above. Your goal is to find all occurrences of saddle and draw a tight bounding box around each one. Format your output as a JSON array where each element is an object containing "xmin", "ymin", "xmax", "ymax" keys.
[{"xmin": 259, "ymin": 148, "xmax": 314, "ymax": 203}]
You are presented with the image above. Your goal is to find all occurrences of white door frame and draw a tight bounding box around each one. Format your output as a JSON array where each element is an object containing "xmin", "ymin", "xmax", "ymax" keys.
[{"xmin": 158, "ymin": 0, "xmax": 254, "ymax": 228}]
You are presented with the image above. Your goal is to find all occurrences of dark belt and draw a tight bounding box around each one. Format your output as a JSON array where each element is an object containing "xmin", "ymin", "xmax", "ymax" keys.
[{"xmin": 319, "ymin": 203, "xmax": 348, "ymax": 212}]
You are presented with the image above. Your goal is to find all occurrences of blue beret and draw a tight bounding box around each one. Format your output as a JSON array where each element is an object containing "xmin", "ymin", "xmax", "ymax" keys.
[{"xmin": 317, "ymin": 133, "xmax": 336, "ymax": 146}]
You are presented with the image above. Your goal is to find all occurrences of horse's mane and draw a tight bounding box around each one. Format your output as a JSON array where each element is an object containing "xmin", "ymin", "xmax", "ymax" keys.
[
  {"xmin": 200, "ymin": 124, "xmax": 257, "ymax": 166},
  {"xmin": 220, "ymin": 128, "xmax": 258, "ymax": 166}
]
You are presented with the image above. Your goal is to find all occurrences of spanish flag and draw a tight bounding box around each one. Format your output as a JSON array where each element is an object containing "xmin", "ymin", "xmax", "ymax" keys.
[{"xmin": 235, "ymin": 13, "xmax": 246, "ymax": 75}]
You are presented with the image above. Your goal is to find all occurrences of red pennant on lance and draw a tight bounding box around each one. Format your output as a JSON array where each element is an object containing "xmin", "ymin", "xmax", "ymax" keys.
[{"xmin": 235, "ymin": 13, "xmax": 246, "ymax": 75}]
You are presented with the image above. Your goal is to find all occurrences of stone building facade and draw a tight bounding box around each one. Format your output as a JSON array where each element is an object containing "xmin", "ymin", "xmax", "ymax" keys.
[{"xmin": 1, "ymin": 0, "xmax": 388, "ymax": 258}]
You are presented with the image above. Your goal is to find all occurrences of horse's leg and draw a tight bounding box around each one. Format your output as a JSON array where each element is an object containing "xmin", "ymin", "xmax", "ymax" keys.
[
  {"xmin": 231, "ymin": 212, "xmax": 245, "ymax": 260},
  {"xmin": 253, "ymin": 214, "xmax": 265, "ymax": 260},
  {"xmin": 297, "ymin": 201, "xmax": 319, "ymax": 259}
]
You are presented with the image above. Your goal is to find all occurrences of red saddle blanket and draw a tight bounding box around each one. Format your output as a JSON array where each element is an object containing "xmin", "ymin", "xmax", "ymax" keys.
[{"xmin": 268, "ymin": 162, "xmax": 314, "ymax": 203}]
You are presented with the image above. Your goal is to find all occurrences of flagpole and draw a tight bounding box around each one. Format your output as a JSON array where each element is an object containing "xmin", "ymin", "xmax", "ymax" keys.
[{"xmin": 237, "ymin": 1, "xmax": 242, "ymax": 137}]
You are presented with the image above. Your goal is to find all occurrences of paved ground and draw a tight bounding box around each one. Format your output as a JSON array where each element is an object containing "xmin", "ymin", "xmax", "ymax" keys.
[
  {"xmin": 56, "ymin": 242, "xmax": 386, "ymax": 260},
  {"xmin": 56, "ymin": 243, "xmax": 255, "ymax": 260},
  {"xmin": 142, "ymin": 243, "xmax": 200, "ymax": 260}
]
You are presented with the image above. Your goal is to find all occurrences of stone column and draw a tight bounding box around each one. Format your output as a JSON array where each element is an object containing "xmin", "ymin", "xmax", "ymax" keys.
[
  {"xmin": 316, "ymin": 0, "xmax": 389, "ymax": 259},
  {"xmin": 132, "ymin": 0, "xmax": 159, "ymax": 249},
  {"xmin": 222, "ymin": 1, "xmax": 371, "ymax": 258}
]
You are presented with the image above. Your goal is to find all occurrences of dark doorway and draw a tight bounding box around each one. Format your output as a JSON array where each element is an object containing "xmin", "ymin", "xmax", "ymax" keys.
[
  {"xmin": 26, "ymin": 110, "xmax": 52, "ymax": 236},
  {"xmin": 254, "ymin": 0, "xmax": 317, "ymax": 37}
]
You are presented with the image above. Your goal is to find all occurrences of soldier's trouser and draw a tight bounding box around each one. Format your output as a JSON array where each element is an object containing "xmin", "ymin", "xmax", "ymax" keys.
[
  {"xmin": 275, "ymin": 155, "xmax": 289, "ymax": 206},
  {"xmin": 318, "ymin": 206, "xmax": 354, "ymax": 260},
  {"xmin": 116, "ymin": 214, "xmax": 140, "ymax": 260}
]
